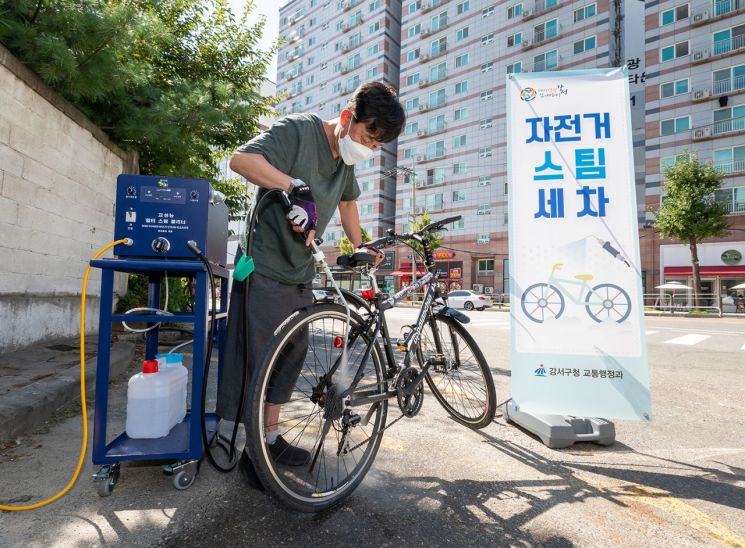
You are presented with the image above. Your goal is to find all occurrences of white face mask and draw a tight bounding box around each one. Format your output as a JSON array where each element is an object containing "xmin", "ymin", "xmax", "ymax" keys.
[{"xmin": 338, "ymin": 116, "xmax": 375, "ymax": 165}]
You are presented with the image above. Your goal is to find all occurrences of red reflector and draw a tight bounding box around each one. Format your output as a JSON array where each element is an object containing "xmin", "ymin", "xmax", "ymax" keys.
[
  {"xmin": 479, "ymin": 296, "xmax": 487, "ymax": 300},
  {"xmin": 360, "ymin": 288, "xmax": 375, "ymax": 301},
  {"xmin": 334, "ymin": 336, "xmax": 343, "ymax": 348}
]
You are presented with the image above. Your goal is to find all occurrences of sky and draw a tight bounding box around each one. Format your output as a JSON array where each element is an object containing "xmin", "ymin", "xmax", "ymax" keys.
[{"xmin": 228, "ymin": 0, "xmax": 280, "ymax": 81}]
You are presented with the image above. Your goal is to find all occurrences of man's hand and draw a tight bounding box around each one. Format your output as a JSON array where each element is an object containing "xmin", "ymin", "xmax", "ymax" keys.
[{"xmin": 285, "ymin": 180, "xmax": 317, "ymax": 245}]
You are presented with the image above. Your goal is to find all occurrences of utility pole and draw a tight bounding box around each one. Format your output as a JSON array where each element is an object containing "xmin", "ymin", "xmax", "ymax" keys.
[{"xmin": 383, "ymin": 164, "xmax": 419, "ymax": 286}]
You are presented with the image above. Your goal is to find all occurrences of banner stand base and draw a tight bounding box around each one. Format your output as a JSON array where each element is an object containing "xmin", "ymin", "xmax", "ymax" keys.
[{"xmin": 503, "ymin": 400, "xmax": 616, "ymax": 449}]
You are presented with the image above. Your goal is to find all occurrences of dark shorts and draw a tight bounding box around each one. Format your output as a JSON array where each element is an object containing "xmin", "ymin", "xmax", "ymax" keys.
[{"xmin": 216, "ymin": 271, "xmax": 313, "ymax": 424}]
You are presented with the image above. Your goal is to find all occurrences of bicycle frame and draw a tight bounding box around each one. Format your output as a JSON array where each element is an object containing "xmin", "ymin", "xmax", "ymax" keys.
[{"xmin": 547, "ymin": 270, "xmax": 591, "ymax": 304}]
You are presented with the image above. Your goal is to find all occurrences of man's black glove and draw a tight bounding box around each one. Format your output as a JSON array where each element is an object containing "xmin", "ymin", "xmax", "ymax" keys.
[{"xmin": 285, "ymin": 180, "xmax": 317, "ymax": 232}]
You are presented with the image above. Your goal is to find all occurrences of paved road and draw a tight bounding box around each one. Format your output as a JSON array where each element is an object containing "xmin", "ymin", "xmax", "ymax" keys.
[{"xmin": 1, "ymin": 310, "xmax": 744, "ymax": 547}]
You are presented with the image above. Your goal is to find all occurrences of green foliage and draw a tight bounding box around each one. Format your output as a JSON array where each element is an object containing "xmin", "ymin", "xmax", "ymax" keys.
[
  {"xmin": 410, "ymin": 211, "xmax": 444, "ymax": 256},
  {"xmin": 213, "ymin": 174, "xmax": 254, "ymax": 223},
  {"xmin": 114, "ymin": 274, "xmax": 193, "ymax": 314},
  {"xmin": 653, "ymin": 154, "xmax": 729, "ymax": 243},
  {"xmin": 0, "ymin": 0, "xmax": 276, "ymax": 218},
  {"xmin": 339, "ymin": 227, "xmax": 371, "ymax": 255}
]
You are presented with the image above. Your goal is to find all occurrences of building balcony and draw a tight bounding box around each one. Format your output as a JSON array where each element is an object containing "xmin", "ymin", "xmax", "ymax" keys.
[
  {"xmin": 522, "ymin": 0, "xmax": 562, "ymax": 20},
  {"xmin": 287, "ymin": 30, "xmax": 305, "ymax": 43},
  {"xmin": 524, "ymin": 58, "xmax": 561, "ymax": 72},
  {"xmin": 721, "ymin": 201, "xmax": 745, "ymax": 215},
  {"xmin": 692, "ymin": 76, "xmax": 745, "ymax": 102},
  {"xmin": 421, "ymin": 19, "xmax": 450, "ymax": 38},
  {"xmin": 692, "ymin": 35, "xmax": 745, "ymax": 64},
  {"xmin": 421, "ymin": 0, "xmax": 451, "ymax": 14},
  {"xmin": 714, "ymin": 159, "xmax": 745, "ymax": 176},
  {"xmin": 691, "ymin": 116, "xmax": 745, "ymax": 140},
  {"xmin": 419, "ymin": 46, "xmax": 448, "ymax": 62},
  {"xmin": 417, "ymin": 124, "xmax": 447, "ymax": 138},
  {"xmin": 522, "ymin": 26, "xmax": 562, "ymax": 50},
  {"xmin": 417, "ymin": 78, "xmax": 432, "ymax": 88},
  {"xmin": 416, "ymin": 153, "xmax": 446, "ymax": 163},
  {"xmin": 341, "ymin": 18, "xmax": 364, "ymax": 32},
  {"xmin": 692, "ymin": 0, "xmax": 745, "ymax": 26},
  {"xmin": 343, "ymin": 0, "xmax": 363, "ymax": 11}
]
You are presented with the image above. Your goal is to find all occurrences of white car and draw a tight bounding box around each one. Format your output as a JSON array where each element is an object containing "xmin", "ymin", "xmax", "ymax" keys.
[{"xmin": 447, "ymin": 290, "xmax": 493, "ymax": 311}]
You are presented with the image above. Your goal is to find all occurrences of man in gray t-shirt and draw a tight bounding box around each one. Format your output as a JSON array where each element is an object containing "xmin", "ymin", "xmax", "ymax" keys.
[{"xmin": 217, "ymin": 82, "xmax": 405, "ymax": 484}]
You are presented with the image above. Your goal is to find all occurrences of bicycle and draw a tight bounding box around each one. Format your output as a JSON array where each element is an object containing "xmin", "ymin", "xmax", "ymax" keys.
[
  {"xmin": 520, "ymin": 263, "xmax": 632, "ymax": 324},
  {"xmin": 244, "ymin": 215, "xmax": 497, "ymax": 512}
]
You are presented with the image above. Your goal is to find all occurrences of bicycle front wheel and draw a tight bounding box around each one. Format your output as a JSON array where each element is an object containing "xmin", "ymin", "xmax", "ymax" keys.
[
  {"xmin": 417, "ymin": 314, "xmax": 496, "ymax": 429},
  {"xmin": 246, "ymin": 304, "xmax": 388, "ymax": 512}
]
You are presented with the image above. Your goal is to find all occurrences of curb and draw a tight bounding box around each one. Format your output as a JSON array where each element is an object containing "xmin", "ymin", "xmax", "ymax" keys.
[{"xmin": 0, "ymin": 340, "xmax": 136, "ymax": 441}]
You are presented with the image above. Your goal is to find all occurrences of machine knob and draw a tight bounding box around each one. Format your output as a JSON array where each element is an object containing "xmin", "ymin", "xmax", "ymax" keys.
[
  {"xmin": 126, "ymin": 186, "xmax": 136, "ymax": 196},
  {"xmin": 152, "ymin": 237, "xmax": 171, "ymax": 254},
  {"xmin": 190, "ymin": 190, "xmax": 199, "ymax": 200}
]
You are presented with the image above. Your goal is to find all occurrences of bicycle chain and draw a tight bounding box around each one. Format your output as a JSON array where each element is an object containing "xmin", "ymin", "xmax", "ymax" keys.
[{"xmin": 345, "ymin": 411, "xmax": 406, "ymax": 453}]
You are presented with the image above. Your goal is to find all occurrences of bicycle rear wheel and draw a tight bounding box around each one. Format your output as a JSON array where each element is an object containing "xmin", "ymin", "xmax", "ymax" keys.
[
  {"xmin": 417, "ymin": 314, "xmax": 496, "ymax": 429},
  {"xmin": 246, "ymin": 304, "xmax": 388, "ymax": 512}
]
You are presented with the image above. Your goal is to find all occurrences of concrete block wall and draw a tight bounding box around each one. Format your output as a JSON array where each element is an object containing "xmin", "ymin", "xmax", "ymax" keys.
[{"xmin": 0, "ymin": 45, "xmax": 137, "ymax": 352}]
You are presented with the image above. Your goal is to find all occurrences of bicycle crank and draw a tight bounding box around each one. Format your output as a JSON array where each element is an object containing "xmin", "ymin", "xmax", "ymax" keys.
[{"xmin": 396, "ymin": 366, "xmax": 424, "ymax": 417}]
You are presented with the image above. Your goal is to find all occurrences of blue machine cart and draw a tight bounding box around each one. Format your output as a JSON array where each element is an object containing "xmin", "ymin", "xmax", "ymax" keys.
[{"xmin": 90, "ymin": 258, "xmax": 228, "ymax": 496}]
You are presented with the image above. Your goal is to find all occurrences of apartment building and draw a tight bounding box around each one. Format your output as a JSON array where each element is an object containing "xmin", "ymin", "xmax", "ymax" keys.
[
  {"xmin": 276, "ymin": 0, "xmax": 402, "ymax": 250},
  {"xmin": 396, "ymin": 0, "xmax": 618, "ymax": 293},
  {"xmin": 640, "ymin": 0, "xmax": 745, "ymax": 296}
]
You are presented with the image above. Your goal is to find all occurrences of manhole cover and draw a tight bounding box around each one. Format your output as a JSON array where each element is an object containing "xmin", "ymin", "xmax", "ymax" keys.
[{"xmin": 46, "ymin": 344, "xmax": 77, "ymax": 352}]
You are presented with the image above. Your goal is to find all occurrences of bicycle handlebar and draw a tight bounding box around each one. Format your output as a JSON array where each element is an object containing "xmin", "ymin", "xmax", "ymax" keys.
[{"xmin": 365, "ymin": 215, "xmax": 463, "ymax": 250}]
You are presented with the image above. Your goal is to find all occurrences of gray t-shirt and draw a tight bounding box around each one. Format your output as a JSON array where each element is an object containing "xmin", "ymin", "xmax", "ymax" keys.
[{"xmin": 237, "ymin": 113, "xmax": 360, "ymax": 284}]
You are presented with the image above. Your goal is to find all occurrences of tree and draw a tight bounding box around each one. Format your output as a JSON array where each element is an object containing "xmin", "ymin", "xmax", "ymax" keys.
[
  {"xmin": 410, "ymin": 211, "xmax": 444, "ymax": 257},
  {"xmin": 339, "ymin": 227, "xmax": 371, "ymax": 255},
  {"xmin": 0, "ymin": 0, "xmax": 276, "ymax": 218},
  {"xmin": 653, "ymin": 154, "xmax": 729, "ymax": 306}
]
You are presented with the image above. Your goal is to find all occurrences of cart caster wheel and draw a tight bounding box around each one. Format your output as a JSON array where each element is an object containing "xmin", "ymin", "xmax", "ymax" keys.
[
  {"xmin": 93, "ymin": 464, "xmax": 120, "ymax": 497},
  {"xmin": 173, "ymin": 470, "xmax": 195, "ymax": 490}
]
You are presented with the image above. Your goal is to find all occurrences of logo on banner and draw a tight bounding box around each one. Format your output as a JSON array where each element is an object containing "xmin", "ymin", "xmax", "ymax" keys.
[
  {"xmin": 520, "ymin": 88, "xmax": 537, "ymax": 102},
  {"xmin": 534, "ymin": 364, "xmax": 547, "ymax": 377}
]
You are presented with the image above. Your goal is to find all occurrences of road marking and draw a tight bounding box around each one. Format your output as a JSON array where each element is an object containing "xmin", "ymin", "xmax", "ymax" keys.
[
  {"xmin": 645, "ymin": 330, "xmax": 659, "ymax": 336},
  {"xmin": 664, "ymin": 334, "xmax": 711, "ymax": 346}
]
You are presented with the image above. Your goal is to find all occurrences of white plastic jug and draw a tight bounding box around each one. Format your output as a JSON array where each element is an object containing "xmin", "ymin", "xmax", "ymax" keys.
[{"xmin": 125, "ymin": 359, "xmax": 188, "ymax": 439}]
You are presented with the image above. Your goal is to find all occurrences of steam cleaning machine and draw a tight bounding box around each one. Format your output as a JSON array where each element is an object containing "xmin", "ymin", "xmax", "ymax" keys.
[{"xmin": 89, "ymin": 174, "xmax": 231, "ymax": 496}]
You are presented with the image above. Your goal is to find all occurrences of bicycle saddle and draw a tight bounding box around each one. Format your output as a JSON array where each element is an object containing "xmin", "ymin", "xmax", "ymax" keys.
[
  {"xmin": 574, "ymin": 274, "xmax": 593, "ymax": 281},
  {"xmin": 336, "ymin": 251, "xmax": 377, "ymax": 269}
]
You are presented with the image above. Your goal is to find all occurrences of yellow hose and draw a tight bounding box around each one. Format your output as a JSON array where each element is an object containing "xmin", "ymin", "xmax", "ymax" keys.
[{"xmin": 0, "ymin": 239, "xmax": 129, "ymax": 512}]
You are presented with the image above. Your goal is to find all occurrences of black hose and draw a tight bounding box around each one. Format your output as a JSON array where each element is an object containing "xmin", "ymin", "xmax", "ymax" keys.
[{"xmin": 194, "ymin": 189, "xmax": 287, "ymax": 473}]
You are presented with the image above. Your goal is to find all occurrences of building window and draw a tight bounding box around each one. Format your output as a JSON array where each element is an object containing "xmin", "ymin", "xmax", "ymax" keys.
[
  {"xmin": 427, "ymin": 140, "xmax": 445, "ymax": 159},
  {"xmin": 457, "ymin": 1, "xmax": 470, "ymax": 14},
  {"xmin": 405, "ymin": 121, "xmax": 419, "ymax": 135},
  {"xmin": 454, "ymin": 107, "xmax": 469, "ymax": 120},
  {"xmin": 430, "ymin": 62, "xmax": 447, "ymax": 82},
  {"xmin": 507, "ymin": 3, "xmax": 521, "ymax": 18},
  {"xmin": 361, "ymin": 180, "xmax": 374, "ymax": 192},
  {"xmin": 428, "ymin": 114, "xmax": 446, "ymax": 133},
  {"xmin": 507, "ymin": 32, "xmax": 522, "ymax": 47},
  {"xmin": 573, "ymin": 36, "xmax": 596, "ymax": 54},
  {"xmin": 480, "ymin": 62, "xmax": 494, "ymax": 73},
  {"xmin": 425, "ymin": 193, "xmax": 444, "ymax": 211},
  {"xmin": 533, "ymin": 50, "xmax": 558, "ymax": 71},
  {"xmin": 369, "ymin": 43, "xmax": 381, "ymax": 56},
  {"xmin": 660, "ymin": 152, "xmax": 690, "ymax": 172},
  {"xmin": 714, "ymin": 105, "xmax": 745, "ymax": 135},
  {"xmin": 713, "ymin": 63, "xmax": 745, "ymax": 95},
  {"xmin": 426, "ymin": 167, "xmax": 446, "ymax": 185},
  {"xmin": 408, "ymin": 24, "xmax": 421, "ymax": 38},
  {"xmin": 481, "ymin": 33, "xmax": 495, "ymax": 45},
  {"xmin": 534, "ymin": 19, "xmax": 558, "ymax": 42},
  {"xmin": 453, "ymin": 190, "xmax": 466, "ymax": 201},
  {"xmin": 660, "ymin": 41, "xmax": 689, "ymax": 62},
  {"xmin": 660, "ymin": 116, "xmax": 690, "ymax": 136},
  {"xmin": 479, "ymin": 176, "xmax": 491, "ymax": 186},
  {"xmin": 406, "ymin": 73, "xmax": 421, "ymax": 86},
  {"xmin": 714, "ymin": 24, "xmax": 745, "ymax": 56},
  {"xmin": 409, "ymin": 1, "xmax": 421, "ymax": 15},
  {"xmin": 507, "ymin": 62, "xmax": 522, "ymax": 73},
  {"xmin": 405, "ymin": 97, "xmax": 419, "ymax": 110},
  {"xmin": 455, "ymin": 80, "xmax": 469, "ymax": 94},
  {"xmin": 660, "ymin": 4, "xmax": 689, "ymax": 25},
  {"xmin": 455, "ymin": 54, "xmax": 469, "ymax": 67},
  {"xmin": 404, "ymin": 147, "xmax": 417, "ymax": 159},
  {"xmin": 430, "ymin": 88, "xmax": 446, "ymax": 106},
  {"xmin": 480, "ymin": 118, "xmax": 493, "ymax": 128},
  {"xmin": 478, "ymin": 259, "xmax": 495, "ymax": 275},
  {"xmin": 407, "ymin": 49, "xmax": 420, "ymax": 62},
  {"xmin": 574, "ymin": 3, "xmax": 596, "ymax": 22},
  {"xmin": 456, "ymin": 27, "xmax": 469, "ymax": 41},
  {"xmin": 361, "ymin": 204, "xmax": 374, "ymax": 215},
  {"xmin": 480, "ymin": 90, "xmax": 494, "ymax": 100},
  {"xmin": 477, "ymin": 234, "xmax": 490, "ymax": 244},
  {"xmin": 403, "ymin": 197, "xmax": 412, "ymax": 210},
  {"xmin": 479, "ymin": 147, "xmax": 492, "ymax": 158},
  {"xmin": 713, "ymin": 145, "xmax": 745, "ymax": 174},
  {"xmin": 478, "ymin": 204, "xmax": 492, "ymax": 215},
  {"xmin": 660, "ymin": 78, "xmax": 689, "ymax": 98},
  {"xmin": 453, "ymin": 163, "xmax": 467, "ymax": 175},
  {"xmin": 453, "ymin": 134, "xmax": 467, "ymax": 148}
]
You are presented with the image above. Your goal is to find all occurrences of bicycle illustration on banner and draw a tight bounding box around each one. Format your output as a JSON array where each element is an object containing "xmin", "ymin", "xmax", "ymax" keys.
[{"xmin": 520, "ymin": 263, "xmax": 632, "ymax": 324}]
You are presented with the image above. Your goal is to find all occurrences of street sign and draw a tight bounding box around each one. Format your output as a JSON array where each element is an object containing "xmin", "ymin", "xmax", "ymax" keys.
[{"xmin": 507, "ymin": 68, "xmax": 650, "ymax": 421}]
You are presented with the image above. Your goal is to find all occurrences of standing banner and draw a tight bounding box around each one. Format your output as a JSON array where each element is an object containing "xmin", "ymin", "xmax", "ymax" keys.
[{"xmin": 506, "ymin": 68, "xmax": 651, "ymax": 421}]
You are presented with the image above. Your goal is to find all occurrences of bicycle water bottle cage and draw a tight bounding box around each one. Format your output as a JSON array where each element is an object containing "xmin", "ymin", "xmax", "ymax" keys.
[{"xmin": 336, "ymin": 252, "xmax": 377, "ymax": 269}]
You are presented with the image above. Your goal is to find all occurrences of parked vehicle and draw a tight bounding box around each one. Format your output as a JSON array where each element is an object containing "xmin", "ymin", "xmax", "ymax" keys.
[
  {"xmin": 447, "ymin": 290, "xmax": 493, "ymax": 311},
  {"xmin": 312, "ymin": 289, "xmax": 336, "ymax": 304}
]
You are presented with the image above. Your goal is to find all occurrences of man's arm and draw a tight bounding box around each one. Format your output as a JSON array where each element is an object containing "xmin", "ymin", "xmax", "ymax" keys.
[
  {"xmin": 338, "ymin": 200, "xmax": 362, "ymax": 248},
  {"xmin": 229, "ymin": 152, "xmax": 293, "ymax": 192}
]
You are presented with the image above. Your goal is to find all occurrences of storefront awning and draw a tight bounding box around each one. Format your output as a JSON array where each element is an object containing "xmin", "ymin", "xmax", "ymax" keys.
[
  {"xmin": 664, "ymin": 266, "xmax": 745, "ymax": 277},
  {"xmin": 391, "ymin": 268, "xmax": 427, "ymax": 277}
]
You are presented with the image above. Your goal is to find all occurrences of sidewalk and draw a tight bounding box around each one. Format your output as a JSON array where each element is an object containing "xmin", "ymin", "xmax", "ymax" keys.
[{"xmin": 0, "ymin": 336, "xmax": 136, "ymax": 441}]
